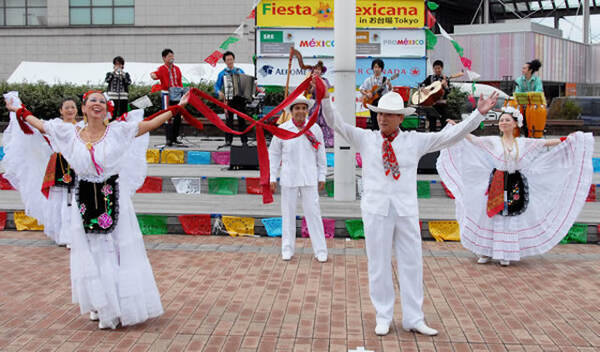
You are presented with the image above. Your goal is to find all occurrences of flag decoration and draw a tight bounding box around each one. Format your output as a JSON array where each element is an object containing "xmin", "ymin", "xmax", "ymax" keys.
[
  {"xmin": 204, "ymin": 50, "xmax": 224, "ymax": 67},
  {"xmin": 261, "ymin": 217, "xmax": 282, "ymax": 237},
  {"xmin": 302, "ymin": 218, "xmax": 335, "ymax": 239},
  {"xmin": 417, "ymin": 180, "xmax": 431, "ymax": 198},
  {"xmin": 14, "ymin": 211, "xmax": 44, "ymax": 231},
  {"xmin": 161, "ymin": 149, "xmax": 185, "ymax": 164},
  {"xmin": 586, "ymin": 184, "xmax": 596, "ymax": 202},
  {"xmin": 326, "ymin": 152, "xmax": 334, "ymax": 167},
  {"xmin": 171, "ymin": 177, "xmax": 201, "ymax": 194},
  {"xmin": 560, "ymin": 223, "xmax": 588, "ymax": 244},
  {"xmin": 428, "ymin": 221, "xmax": 460, "ymax": 242},
  {"xmin": 208, "ymin": 177, "xmax": 239, "ymax": 195},
  {"xmin": 425, "ymin": 28, "xmax": 437, "ymax": 50},
  {"xmin": 0, "ymin": 146, "xmax": 4, "ymax": 161},
  {"xmin": 0, "ymin": 173, "xmax": 15, "ymax": 190},
  {"xmin": 178, "ymin": 214, "xmax": 212, "ymax": 235},
  {"xmin": 223, "ymin": 215, "xmax": 255, "ymax": 236},
  {"xmin": 187, "ymin": 151, "xmax": 211, "ymax": 165},
  {"xmin": 325, "ymin": 179, "xmax": 334, "ymax": 197},
  {"xmin": 211, "ymin": 151, "xmax": 230, "ymax": 165},
  {"xmin": 0, "ymin": 212, "xmax": 6, "ymax": 231},
  {"xmin": 136, "ymin": 176, "xmax": 163, "ymax": 193},
  {"xmin": 137, "ymin": 215, "xmax": 168, "ymax": 235},
  {"xmin": 427, "ymin": 1, "xmax": 440, "ymax": 10},
  {"xmin": 345, "ymin": 219, "xmax": 364, "ymax": 239},
  {"xmin": 245, "ymin": 177, "xmax": 263, "ymax": 195},
  {"xmin": 146, "ymin": 149, "xmax": 160, "ymax": 164}
]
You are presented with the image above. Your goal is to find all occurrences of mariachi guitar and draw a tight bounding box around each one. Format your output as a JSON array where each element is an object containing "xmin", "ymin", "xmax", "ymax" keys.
[
  {"xmin": 410, "ymin": 72, "xmax": 464, "ymax": 106},
  {"xmin": 361, "ymin": 73, "xmax": 399, "ymax": 108}
]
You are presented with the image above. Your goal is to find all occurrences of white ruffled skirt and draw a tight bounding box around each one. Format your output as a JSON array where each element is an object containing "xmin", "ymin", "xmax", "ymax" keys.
[
  {"xmin": 437, "ymin": 132, "xmax": 594, "ymax": 261},
  {"xmin": 69, "ymin": 179, "xmax": 163, "ymax": 326}
]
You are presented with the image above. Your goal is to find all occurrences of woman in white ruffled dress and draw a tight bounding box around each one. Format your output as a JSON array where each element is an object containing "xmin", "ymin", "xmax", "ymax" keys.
[
  {"xmin": 4, "ymin": 90, "xmax": 190, "ymax": 329},
  {"xmin": 437, "ymin": 106, "xmax": 594, "ymax": 266}
]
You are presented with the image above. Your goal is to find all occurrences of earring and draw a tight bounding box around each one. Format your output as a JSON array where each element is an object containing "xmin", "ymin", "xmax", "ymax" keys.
[
  {"xmin": 103, "ymin": 118, "xmax": 109, "ymax": 126},
  {"xmin": 83, "ymin": 114, "xmax": 87, "ymax": 124}
]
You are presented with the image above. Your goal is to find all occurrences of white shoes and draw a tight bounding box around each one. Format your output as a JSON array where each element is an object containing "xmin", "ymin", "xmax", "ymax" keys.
[
  {"xmin": 98, "ymin": 318, "xmax": 119, "ymax": 330},
  {"xmin": 282, "ymin": 252, "xmax": 293, "ymax": 261},
  {"xmin": 375, "ymin": 323, "xmax": 390, "ymax": 336},
  {"xmin": 500, "ymin": 260, "xmax": 510, "ymax": 266},
  {"xmin": 316, "ymin": 254, "xmax": 328, "ymax": 263},
  {"xmin": 477, "ymin": 256, "xmax": 491, "ymax": 264},
  {"xmin": 89, "ymin": 311, "xmax": 99, "ymax": 321},
  {"xmin": 404, "ymin": 322, "xmax": 439, "ymax": 336}
]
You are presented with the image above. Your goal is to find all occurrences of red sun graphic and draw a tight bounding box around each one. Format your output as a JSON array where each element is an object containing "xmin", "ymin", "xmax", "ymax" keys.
[{"xmin": 410, "ymin": 67, "xmax": 420, "ymax": 76}]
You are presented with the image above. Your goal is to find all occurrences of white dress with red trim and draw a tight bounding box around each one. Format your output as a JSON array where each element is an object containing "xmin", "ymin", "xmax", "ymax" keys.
[
  {"xmin": 437, "ymin": 132, "xmax": 594, "ymax": 261},
  {"xmin": 41, "ymin": 109, "xmax": 161, "ymax": 327}
]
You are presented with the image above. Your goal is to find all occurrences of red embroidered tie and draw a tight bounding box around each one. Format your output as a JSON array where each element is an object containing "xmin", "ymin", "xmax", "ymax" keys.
[
  {"xmin": 293, "ymin": 119, "xmax": 320, "ymax": 150},
  {"xmin": 382, "ymin": 130, "xmax": 401, "ymax": 180}
]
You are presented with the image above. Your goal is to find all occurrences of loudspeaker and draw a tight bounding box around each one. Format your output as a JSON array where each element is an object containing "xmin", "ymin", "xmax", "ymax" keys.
[
  {"xmin": 229, "ymin": 145, "xmax": 259, "ymax": 170},
  {"xmin": 417, "ymin": 151, "xmax": 439, "ymax": 174}
]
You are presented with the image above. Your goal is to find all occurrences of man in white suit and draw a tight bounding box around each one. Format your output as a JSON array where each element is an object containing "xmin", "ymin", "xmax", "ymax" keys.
[
  {"xmin": 321, "ymin": 84, "xmax": 498, "ymax": 336},
  {"xmin": 269, "ymin": 95, "xmax": 328, "ymax": 263}
]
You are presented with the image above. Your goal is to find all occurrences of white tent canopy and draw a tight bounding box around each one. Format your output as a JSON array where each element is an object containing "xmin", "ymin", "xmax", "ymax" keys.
[{"xmin": 7, "ymin": 61, "xmax": 256, "ymax": 86}]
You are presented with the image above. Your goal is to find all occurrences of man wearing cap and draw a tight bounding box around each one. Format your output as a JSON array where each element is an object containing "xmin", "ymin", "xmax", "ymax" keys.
[
  {"xmin": 321, "ymin": 84, "xmax": 498, "ymax": 336},
  {"xmin": 269, "ymin": 95, "xmax": 328, "ymax": 263}
]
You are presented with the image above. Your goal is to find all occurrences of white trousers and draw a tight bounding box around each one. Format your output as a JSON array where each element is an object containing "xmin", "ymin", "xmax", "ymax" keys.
[
  {"xmin": 280, "ymin": 185, "xmax": 327, "ymax": 257},
  {"xmin": 363, "ymin": 210, "xmax": 424, "ymax": 328}
]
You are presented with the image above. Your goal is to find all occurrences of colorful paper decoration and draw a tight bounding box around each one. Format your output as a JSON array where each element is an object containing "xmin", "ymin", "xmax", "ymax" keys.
[
  {"xmin": 593, "ymin": 158, "xmax": 600, "ymax": 173},
  {"xmin": 586, "ymin": 184, "xmax": 596, "ymax": 202},
  {"xmin": 345, "ymin": 219, "xmax": 364, "ymax": 239},
  {"xmin": 0, "ymin": 173, "xmax": 15, "ymax": 190},
  {"xmin": 245, "ymin": 177, "xmax": 262, "ymax": 195},
  {"xmin": 441, "ymin": 182, "xmax": 455, "ymax": 199},
  {"xmin": 208, "ymin": 177, "xmax": 239, "ymax": 195},
  {"xmin": 0, "ymin": 146, "xmax": 4, "ymax": 161},
  {"xmin": 417, "ymin": 180, "xmax": 431, "ymax": 198},
  {"xmin": 428, "ymin": 221, "xmax": 460, "ymax": 242},
  {"xmin": 261, "ymin": 217, "xmax": 282, "ymax": 237},
  {"xmin": 325, "ymin": 179, "xmax": 334, "ymax": 197},
  {"xmin": 161, "ymin": 149, "xmax": 185, "ymax": 164},
  {"xmin": 222, "ymin": 215, "xmax": 255, "ymax": 236},
  {"xmin": 136, "ymin": 176, "xmax": 163, "ymax": 193},
  {"xmin": 14, "ymin": 211, "xmax": 44, "ymax": 231},
  {"xmin": 212, "ymin": 215, "xmax": 228, "ymax": 236},
  {"xmin": 425, "ymin": 28, "xmax": 437, "ymax": 50},
  {"xmin": 301, "ymin": 217, "xmax": 335, "ymax": 239},
  {"xmin": 460, "ymin": 57, "xmax": 472, "ymax": 70},
  {"xmin": 427, "ymin": 2, "xmax": 439, "ymax": 10},
  {"xmin": 146, "ymin": 149, "xmax": 160, "ymax": 164},
  {"xmin": 560, "ymin": 223, "xmax": 588, "ymax": 244},
  {"xmin": 426, "ymin": 10, "xmax": 436, "ymax": 29},
  {"xmin": 137, "ymin": 215, "xmax": 168, "ymax": 235},
  {"xmin": 211, "ymin": 151, "xmax": 230, "ymax": 165},
  {"xmin": 171, "ymin": 177, "xmax": 201, "ymax": 194},
  {"xmin": 219, "ymin": 36, "xmax": 240, "ymax": 50},
  {"xmin": 356, "ymin": 153, "xmax": 362, "ymax": 168},
  {"xmin": 0, "ymin": 212, "xmax": 6, "ymax": 231},
  {"xmin": 326, "ymin": 152, "xmax": 334, "ymax": 167},
  {"xmin": 402, "ymin": 117, "xmax": 420, "ymax": 129},
  {"xmin": 450, "ymin": 40, "xmax": 464, "ymax": 57},
  {"xmin": 187, "ymin": 151, "xmax": 211, "ymax": 165},
  {"xmin": 178, "ymin": 214, "xmax": 211, "ymax": 235},
  {"xmin": 246, "ymin": 8, "xmax": 256, "ymax": 19},
  {"xmin": 204, "ymin": 50, "xmax": 224, "ymax": 67}
]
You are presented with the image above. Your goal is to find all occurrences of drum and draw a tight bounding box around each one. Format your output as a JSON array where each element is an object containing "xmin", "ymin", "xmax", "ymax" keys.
[{"xmin": 525, "ymin": 104, "xmax": 547, "ymax": 138}]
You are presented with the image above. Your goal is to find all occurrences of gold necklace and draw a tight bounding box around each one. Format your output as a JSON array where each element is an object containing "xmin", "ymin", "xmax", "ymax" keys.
[
  {"xmin": 501, "ymin": 137, "xmax": 519, "ymax": 163},
  {"xmin": 81, "ymin": 126, "xmax": 106, "ymax": 150}
]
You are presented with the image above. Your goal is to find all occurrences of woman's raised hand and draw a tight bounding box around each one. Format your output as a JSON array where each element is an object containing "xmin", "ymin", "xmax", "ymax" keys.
[
  {"xmin": 5, "ymin": 98, "xmax": 20, "ymax": 112},
  {"xmin": 179, "ymin": 91, "xmax": 191, "ymax": 107}
]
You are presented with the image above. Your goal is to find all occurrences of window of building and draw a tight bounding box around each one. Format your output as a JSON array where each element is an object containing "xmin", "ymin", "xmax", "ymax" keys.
[
  {"xmin": 0, "ymin": 0, "xmax": 47, "ymax": 26},
  {"xmin": 69, "ymin": 0, "xmax": 134, "ymax": 25}
]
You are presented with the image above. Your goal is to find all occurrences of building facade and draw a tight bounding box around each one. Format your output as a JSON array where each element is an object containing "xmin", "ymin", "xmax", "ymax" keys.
[{"xmin": 0, "ymin": 0, "xmax": 256, "ymax": 80}]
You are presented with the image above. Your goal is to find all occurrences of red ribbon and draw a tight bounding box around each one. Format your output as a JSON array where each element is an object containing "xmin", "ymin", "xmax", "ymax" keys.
[{"xmin": 185, "ymin": 76, "xmax": 326, "ymax": 204}]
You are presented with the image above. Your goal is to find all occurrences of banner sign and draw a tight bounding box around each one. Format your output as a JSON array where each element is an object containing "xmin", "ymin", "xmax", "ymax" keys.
[
  {"xmin": 257, "ymin": 0, "xmax": 425, "ymax": 28},
  {"xmin": 256, "ymin": 57, "xmax": 426, "ymax": 88},
  {"xmin": 257, "ymin": 28, "xmax": 425, "ymax": 57}
]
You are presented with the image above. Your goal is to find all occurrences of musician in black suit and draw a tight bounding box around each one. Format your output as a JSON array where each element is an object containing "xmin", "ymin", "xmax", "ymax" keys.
[
  {"xmin": 215, "ymin": 51, "xmax": 248, "ymax": 146},
  {"xmin": 420, "ymin": 60, "xmax": 460, "ymax": 131}
]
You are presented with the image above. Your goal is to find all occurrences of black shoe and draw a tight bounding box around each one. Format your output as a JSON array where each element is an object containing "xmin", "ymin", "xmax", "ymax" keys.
[{"xmin": 166, "ymin": 141, "xmax": 174, "ymax": 147}]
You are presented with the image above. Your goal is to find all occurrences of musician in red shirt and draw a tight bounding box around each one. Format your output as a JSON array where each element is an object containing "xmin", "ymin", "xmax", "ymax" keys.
[{"xmin": 151, "ymin": 49, "xmax": 184, "ymax": 146}]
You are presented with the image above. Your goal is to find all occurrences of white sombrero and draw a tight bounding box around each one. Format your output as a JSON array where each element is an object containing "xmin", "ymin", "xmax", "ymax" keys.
[
  {"xmin": 285, "ymin": 95, "xmax": 314, "ymax": 112},
  {"xmin": 367, "ymin": 92, "xmax": 415, "ymax": 115}
]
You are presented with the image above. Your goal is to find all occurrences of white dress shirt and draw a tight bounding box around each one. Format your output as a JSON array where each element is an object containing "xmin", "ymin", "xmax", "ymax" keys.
[
  {"xmin": 269, "ymin": 119, "xmax": 327, "ymax": 187},
  {"xmin": 321, "ymin": 99, "xmax": 484, "ymax": 216}
]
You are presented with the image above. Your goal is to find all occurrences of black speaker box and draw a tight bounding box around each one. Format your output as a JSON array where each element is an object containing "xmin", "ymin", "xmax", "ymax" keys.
[
  {"xmin": 417, "ymin": 151, "xmax": 439, "ymax": 174},
  {"xmin": 229, "ymin": 145, "xmax": 259, "ymax": 170}
]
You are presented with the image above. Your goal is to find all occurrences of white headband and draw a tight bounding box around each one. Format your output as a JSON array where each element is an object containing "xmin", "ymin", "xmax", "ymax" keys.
[{"xmin": 501, "ymin": 106, "xmax": 523, "ymax": 128}]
